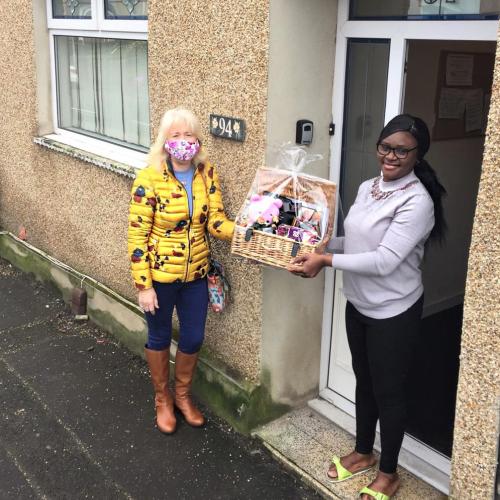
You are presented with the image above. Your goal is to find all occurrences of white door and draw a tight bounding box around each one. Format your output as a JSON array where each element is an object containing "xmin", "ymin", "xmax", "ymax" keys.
[
  {"xmin": 318, "ymin": 2, "xmax": 499, "ymax": 494},
  {"xmin": 327, "ymin": 35, "xmax": 394, "ymax": 416}
]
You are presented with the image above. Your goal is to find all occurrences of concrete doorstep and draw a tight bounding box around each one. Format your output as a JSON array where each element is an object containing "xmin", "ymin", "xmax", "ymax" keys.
[{"xmin": 254, "ymin": 407, "xmax": 447, "ymax": 500}]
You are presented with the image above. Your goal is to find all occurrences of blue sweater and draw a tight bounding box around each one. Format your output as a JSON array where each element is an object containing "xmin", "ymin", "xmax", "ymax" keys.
[{"xmin": 174, "ymin": 167, "xmax": 195, "ymax": 217}]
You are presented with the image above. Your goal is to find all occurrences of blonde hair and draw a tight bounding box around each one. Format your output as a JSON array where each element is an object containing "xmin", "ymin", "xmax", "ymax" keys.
[{"xmin": 148, "ymin": 107, "xmax": 207, "ymax": 172}]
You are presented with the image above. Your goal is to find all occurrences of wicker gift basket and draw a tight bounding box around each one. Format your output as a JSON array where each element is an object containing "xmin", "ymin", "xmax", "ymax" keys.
[{"xmin": 231, "ymin": 145, "xmax": 336, "ymax": 269}]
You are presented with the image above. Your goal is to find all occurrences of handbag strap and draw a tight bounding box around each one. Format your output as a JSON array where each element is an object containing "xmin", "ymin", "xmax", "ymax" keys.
[
  {"xmin": 198, "ymin": 167, "xmax": 230, "ymax": 292},
  {"xmin": 198, "ymin": 166, "xmax": 214, "ymax": 254},
  {"xmin": 199, "ymin": 170, "xmax": 230, "ymax": 289}
]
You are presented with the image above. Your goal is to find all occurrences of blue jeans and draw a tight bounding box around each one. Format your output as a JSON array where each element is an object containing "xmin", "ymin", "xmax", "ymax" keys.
[{"xmin": 145, "ymin": 278, "xmax": 208, "ymax": 354}]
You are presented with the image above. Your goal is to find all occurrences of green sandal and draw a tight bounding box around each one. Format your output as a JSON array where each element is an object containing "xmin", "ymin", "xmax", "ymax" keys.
[
  {"xmin": 326, "ymin": 455, "xmax": 375, "ymax": 483},
  {"xmin": 359, "ymin": 486, "xmax": 391, "ymax": 500}
]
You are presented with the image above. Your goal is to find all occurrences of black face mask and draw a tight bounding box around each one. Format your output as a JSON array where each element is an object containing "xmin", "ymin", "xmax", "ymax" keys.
[{"xmin": 378, "ymin": 114, "xmax": 430, "ymax": 160}]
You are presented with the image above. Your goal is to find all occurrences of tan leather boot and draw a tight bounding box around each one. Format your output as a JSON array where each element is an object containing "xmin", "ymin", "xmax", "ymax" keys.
[
  {"xmin": 174, "ymin": 351, "xmax": 205, "ymax": 427},
  {"xmin": 145, "ymin": 348, "xmax": 176, "ymax": 434}
]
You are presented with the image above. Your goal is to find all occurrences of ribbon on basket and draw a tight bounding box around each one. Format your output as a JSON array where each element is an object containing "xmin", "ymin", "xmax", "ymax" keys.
[{"xmin": 273, "ymin": 143, "xmax": 323, "ymax": 220}]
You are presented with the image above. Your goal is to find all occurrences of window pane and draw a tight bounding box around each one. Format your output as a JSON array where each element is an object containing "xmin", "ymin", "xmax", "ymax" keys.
[
  {"xmin": 350, "ymin": 0, "xmax": 500, "ymax": 19},
  {"xmin": 441, "ymin": 0, "xmax": 500, "ymax": 16},
  {"xmin": 55, "ymin": 36, "xmax": 150, "ymax": 151},
  {"xmin": 52, "ymin": 0, "xmax": 92, "ymax": 19},
  {"xmin": 105, "ymin": 0, "xmax": 148, "ymax": 19}
]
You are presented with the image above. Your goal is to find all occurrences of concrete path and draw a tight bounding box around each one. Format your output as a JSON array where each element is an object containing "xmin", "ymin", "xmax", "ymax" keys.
[{"xmin": 0, "ymin": 258, "xmax": 320, "ymax": 500}]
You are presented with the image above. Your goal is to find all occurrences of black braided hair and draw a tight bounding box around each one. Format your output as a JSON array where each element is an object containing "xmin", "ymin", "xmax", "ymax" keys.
[{"xmin": 378, "ymin": 114, "xmax": 447, "ymax": 244}]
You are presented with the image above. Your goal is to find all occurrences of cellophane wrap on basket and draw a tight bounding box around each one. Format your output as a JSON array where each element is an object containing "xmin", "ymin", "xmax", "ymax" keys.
[{"xmin": 231, "ymin": 144, "xmax": 336, "ymax": 269}]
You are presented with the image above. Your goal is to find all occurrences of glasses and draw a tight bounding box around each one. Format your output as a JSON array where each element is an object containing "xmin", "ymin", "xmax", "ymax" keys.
[{"xmin": 377, "ymin": 143, "xmax": 418, "ymax": 159}]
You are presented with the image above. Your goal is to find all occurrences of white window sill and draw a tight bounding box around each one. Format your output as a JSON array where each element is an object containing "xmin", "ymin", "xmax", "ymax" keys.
[{"xmin": 34, "ymin": 132, "xmax": 148, "ymax": 178}]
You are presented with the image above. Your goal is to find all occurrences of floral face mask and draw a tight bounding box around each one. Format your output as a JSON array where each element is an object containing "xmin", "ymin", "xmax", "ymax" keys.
[{"xmin": 164, "ymin": 139, "xmax": 200, "ymax": 162}]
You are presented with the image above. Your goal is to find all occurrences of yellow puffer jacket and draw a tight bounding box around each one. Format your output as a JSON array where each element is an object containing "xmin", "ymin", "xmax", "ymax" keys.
[{"xmin": 127, "ymin": 161, "xmax": 234, "ymax": 289}]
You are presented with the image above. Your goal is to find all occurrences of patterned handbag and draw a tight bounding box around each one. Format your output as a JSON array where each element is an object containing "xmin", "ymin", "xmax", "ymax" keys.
[
  {"xmin": 200, "ymin": 171, "xmax": 230, "ymax": 312},
  {"xmin": 207, "ymin": 258, "xmax": 230, "ymax": 313}
]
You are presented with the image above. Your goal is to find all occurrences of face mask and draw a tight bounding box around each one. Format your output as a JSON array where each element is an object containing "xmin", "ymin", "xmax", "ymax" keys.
[{"xmin": 164, "ymin": 139, "xmax": 200, "ymax": 161}]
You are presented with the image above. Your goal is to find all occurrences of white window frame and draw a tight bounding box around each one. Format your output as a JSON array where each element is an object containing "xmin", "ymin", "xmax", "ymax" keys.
[
  {"xmin": 47, "ymin": 0, "xmax": 148, "ymax": 32},
  {"xmin": 46, "ymin": 0, "xmax": 149, "ymax": 168}
]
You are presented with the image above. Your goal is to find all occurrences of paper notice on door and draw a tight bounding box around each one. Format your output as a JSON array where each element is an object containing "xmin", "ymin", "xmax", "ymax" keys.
[
  {"xmin": 446, "ymin": 54, "xmax": 474, "ymax": 86},
  {"xmin": 464, "ymin": 88, "xmax": 483, "ymax": 132},
  {"xmin": 438, "ymin": 88, "xmax": 465, "ymax": 119}
]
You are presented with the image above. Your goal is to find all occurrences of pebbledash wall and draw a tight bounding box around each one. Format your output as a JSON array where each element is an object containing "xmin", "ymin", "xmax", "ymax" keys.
[
  {"xmin": 0, "ymin": 1, "xmax": 498, "ymax": 498},
  {"xmin": 448, "ymin": 28, "xmax": 500, "ymax": 499}
]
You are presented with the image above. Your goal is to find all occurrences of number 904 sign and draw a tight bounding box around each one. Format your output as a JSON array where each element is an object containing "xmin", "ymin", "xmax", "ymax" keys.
[{"xmin": 210, "ymin": 114, "xmax": 246, "ymax": 142}]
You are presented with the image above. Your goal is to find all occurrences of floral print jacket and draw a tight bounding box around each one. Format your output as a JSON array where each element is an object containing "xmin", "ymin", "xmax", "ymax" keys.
[{"xmin": 127, "ymin": 161, "xmax": 234, "ymax": 289}]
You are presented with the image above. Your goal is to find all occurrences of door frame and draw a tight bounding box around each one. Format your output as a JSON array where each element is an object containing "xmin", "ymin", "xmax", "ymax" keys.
[{"xmin": 318, "ymin": 2, "xmax": 498, "ymax": 494}]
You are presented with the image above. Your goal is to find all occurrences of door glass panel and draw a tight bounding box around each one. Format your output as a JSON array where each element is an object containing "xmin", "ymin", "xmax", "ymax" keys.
[
  {"xmin": 350, "ymin": 0, "xmax": 500, "ymax": 19},
  {"xmin": 339, "ymin": 39, "xmax": 390, "ymax": 221}
]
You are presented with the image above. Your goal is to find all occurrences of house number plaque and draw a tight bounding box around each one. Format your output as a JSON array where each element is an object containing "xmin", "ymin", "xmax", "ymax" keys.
[{"xmin": 210, "ymin": 114, "xmax": 246, "ymax": 142}]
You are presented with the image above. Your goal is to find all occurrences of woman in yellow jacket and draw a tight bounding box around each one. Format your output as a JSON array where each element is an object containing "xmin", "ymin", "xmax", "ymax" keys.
[{"xmin": 128, "ymin": 107, "xmax": 234, "ymax": 434}]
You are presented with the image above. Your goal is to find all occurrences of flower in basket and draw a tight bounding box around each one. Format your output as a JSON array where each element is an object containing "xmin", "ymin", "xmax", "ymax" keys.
[{"xmin": 246, "ymin": 194, "xmax": 283, "ymax": 232}]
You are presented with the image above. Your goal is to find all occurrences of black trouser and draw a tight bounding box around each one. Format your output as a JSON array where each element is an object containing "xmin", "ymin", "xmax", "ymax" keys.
[{"xmin": 345, "ymin": 295, "xmax": 423, "ymax": 473}]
